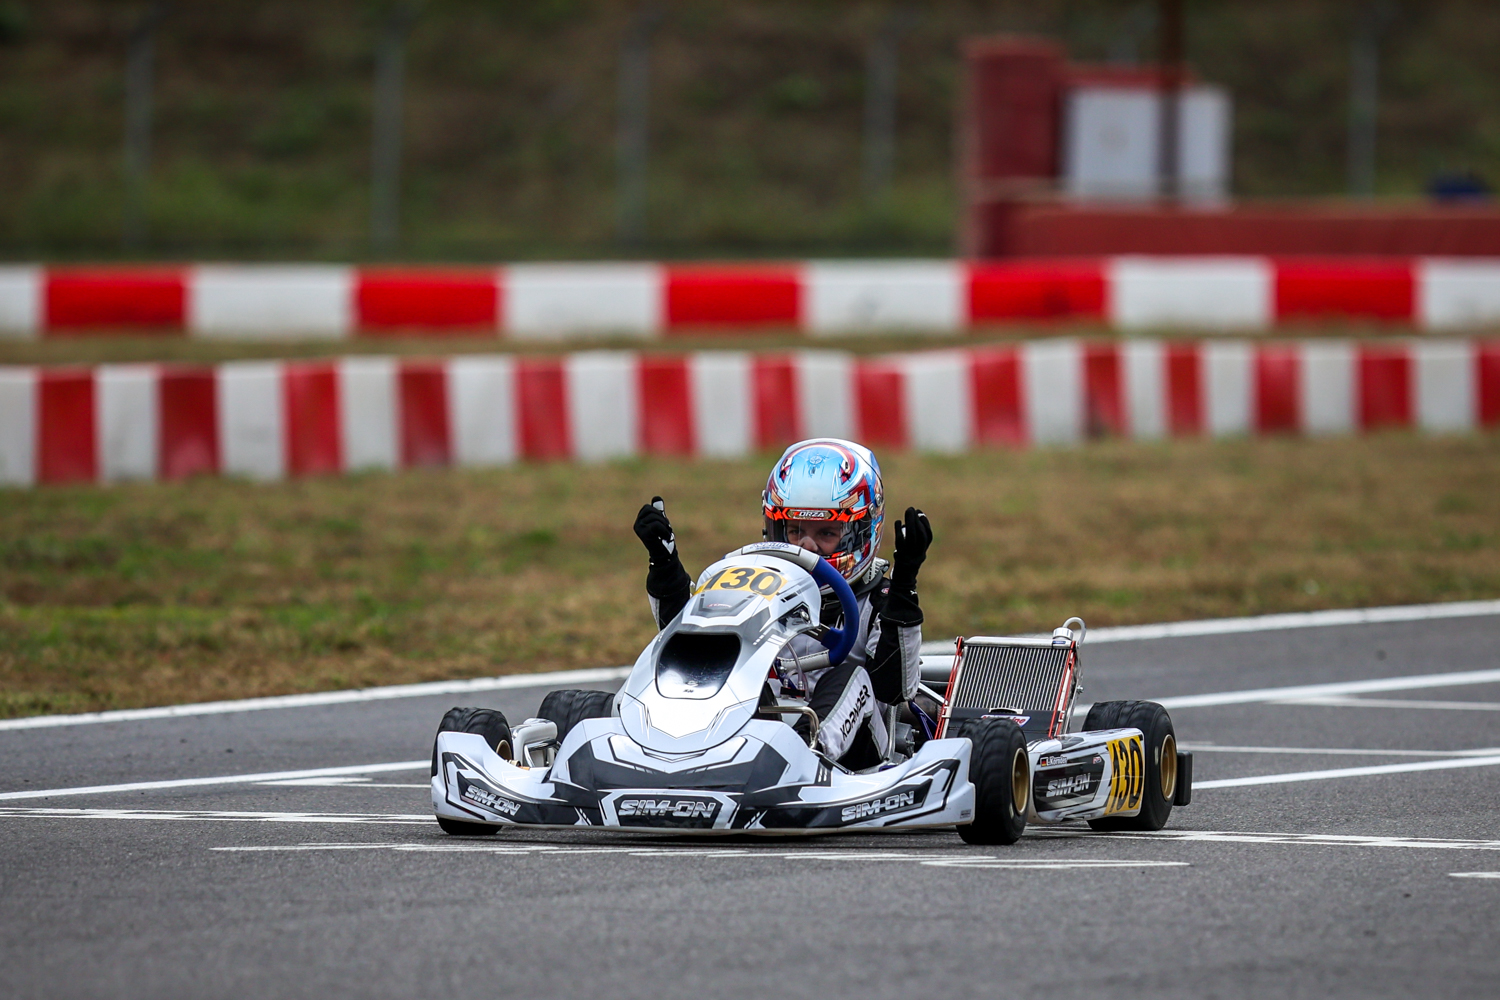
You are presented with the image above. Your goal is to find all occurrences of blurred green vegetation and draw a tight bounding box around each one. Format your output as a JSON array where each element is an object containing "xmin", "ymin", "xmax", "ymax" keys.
[{"xmin": 0, "ymin": 0, "xmax": 1497, "ymax": 260}]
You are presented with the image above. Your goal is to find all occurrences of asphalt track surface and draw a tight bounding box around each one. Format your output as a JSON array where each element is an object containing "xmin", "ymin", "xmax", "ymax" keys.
[{"xmin": 3, "ymin": 611, "xmax": 1499, "ymax": 1000}]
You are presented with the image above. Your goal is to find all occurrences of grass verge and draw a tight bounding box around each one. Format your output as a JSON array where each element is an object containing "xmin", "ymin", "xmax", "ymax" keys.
[{"xmin": 2, "ymin": 433, "xmax": 1498, "ymax": 718}]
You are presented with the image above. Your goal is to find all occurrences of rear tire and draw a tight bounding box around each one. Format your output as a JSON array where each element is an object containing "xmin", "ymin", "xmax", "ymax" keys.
[
  {"xmin": 431, "ymin": 706, "xmax": 514, "ymax": 836},
  {"xmin": 1083, "ymin": 700, "xmax": 1177, "ymax": 832},
  {"xmin": 538, "ymin": 689, "xmax": 615, "ymax": 743},
  {"xmin": 957, "ymin": 718, "xmax": 1030, "ymax": 845}
]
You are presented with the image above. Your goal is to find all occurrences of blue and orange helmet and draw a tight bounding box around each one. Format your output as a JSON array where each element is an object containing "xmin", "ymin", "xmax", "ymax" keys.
[{"xmin": 762, "ymin": 438, "xmax": 885, "ymax": 583}]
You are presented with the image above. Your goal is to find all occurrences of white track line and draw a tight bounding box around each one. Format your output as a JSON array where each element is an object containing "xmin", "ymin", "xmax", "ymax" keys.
[
  {"xmin": 917, "ymin": 598, "xmax": 1500, "ymax": 654},
  {"xmin": 210, "ymin": 842, "xmax": 1187, "ymax": 870},
  {"xmin": 1093, "ymin": 829, "xmax": 1500, "ymax": 852},
  {"xmin": 1276, "ymin": 696, "xmax": 1500, "ymax": 711},
  {"xmin": 0, "ymin": 666, "xmax": 632, "ymax": 733},
  {"xmin": 6, "ymin": 809, "xmax": 1500, "ymax": 859},
  {"xmin": 0, "ymin": 807, "xmax": 432, "ymax": 824},
  {"xmin": 1076, "ymin": 599, "xmax": 1500, "ymax": 644},
  {"xmin": 0, "ymin": 760, "xmax": 427, "ymax": 802},
  {"xmin": 1194, "ymin": 754, "xmax": 1500, "ymax": 789},
  {"xmin": 1153, "ymin": 667, "xmax": 1500, "ymax": 710},
  {"xmin": 257, "ymin": 778, "xmax": 428, "ymax": 788},
  {"xmin": 1450, "ymin": 872, "xmax": 1500, "ymax": 879},
  {"xmin": 6, "ymin": 598, "xmax": 1496, "ymax": 734},
  {"xmin": 1180, "ymin": 743, "xmax": 1500, "ymax": 758}
]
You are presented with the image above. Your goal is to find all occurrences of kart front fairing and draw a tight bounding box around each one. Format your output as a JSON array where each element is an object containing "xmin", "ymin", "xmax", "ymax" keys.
[{"xmin": 432, "ymin": 545, "xmax": 977, "ymax": 834}]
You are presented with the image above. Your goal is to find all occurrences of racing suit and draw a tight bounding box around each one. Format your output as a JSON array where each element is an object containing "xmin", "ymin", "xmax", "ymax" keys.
[{"xmin": 638, "ymin": 512, "xmax": 926, "ymax": 771}]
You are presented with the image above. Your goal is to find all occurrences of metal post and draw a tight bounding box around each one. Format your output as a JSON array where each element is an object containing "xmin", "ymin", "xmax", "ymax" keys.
[
  {"xmin": 371, "ymin": 3, "xmax": 419, "ymax": 254},
  {"xmin": 123, "ymin": 3, "xmax": 168, "ymax": 250},
  {"xmin": 1156, "ymin": 0, "xmax": 1183, "ymax": 202},
  {"xmin": 1347, "ymin": 2, "xmax": 1394, "ymax": 198},
  {"xmin": 863, "ymin": 6, "xmax": 915, "ymax": 198},
  {"xmin": 616, "ymin": 4, "xmax": 663, "ymax": 246}
]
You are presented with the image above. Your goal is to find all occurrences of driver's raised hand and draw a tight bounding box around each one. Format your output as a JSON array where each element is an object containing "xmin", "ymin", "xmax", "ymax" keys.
[
  {"xmin": 634, "ymin": 496, "xmax": 678, "ymax": 566},
  {"xmin": 890, "ymin": 507, "xmax": 931, "ymax": 590}
]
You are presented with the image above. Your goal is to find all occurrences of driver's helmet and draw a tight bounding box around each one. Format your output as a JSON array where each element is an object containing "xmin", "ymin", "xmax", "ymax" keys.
[{"xmin": 762, "ymin": 438, "xmax": 885, "ymax": 584}]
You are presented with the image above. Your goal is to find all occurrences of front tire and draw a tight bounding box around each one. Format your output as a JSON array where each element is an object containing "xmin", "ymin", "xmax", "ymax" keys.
[
  {"xmin": 432, "ymin": 706, "xmax": 514, "ymax": 836},
  {"xmin": 538, "ymin": 689, "xmax": 615, "ymax": 743},
  {"xmin": 957, "ymin": 718, "xmax": 1030, "ymax": 845},
  {"xmin": 1083, "ymin": 700, "xmax": 1177, "ymax": 832}
]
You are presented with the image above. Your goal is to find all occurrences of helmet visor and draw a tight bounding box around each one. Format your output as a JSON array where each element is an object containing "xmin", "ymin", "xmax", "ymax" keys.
[{"xmin": 764, "ymin": 511, "xmax": 872, "ymax": 581}]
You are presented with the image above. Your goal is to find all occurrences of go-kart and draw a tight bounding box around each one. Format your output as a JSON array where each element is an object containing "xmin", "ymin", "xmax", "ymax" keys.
[{"xmin": 431, "ymin": 542, "xmax": 1191, "ymax": 843}]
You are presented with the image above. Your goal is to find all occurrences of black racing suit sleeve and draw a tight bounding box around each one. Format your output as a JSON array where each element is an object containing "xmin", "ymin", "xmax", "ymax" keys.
[
  {"xmin": 865, "ymin": 575, "xmax": 923, "ymax": 705},
  {"xmin": 647, "ymin": 560, "xmax": 693, "ymax": 630}
]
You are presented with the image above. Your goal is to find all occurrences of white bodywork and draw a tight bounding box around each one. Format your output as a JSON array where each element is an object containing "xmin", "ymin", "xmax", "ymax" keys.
[{"xmin": 433, "ymin": 545, "xmax": 978, "ymax": 835}]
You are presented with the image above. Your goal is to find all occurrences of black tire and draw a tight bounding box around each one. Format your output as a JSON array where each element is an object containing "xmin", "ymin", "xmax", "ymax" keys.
[
  {"xmin": 1083, "ymin": 700, "xmax": 1178, "ymax": 832},
  {"xmin": 431, "ymin": 706, "xmax": 514, "ymax": 836},
  {"xmin": 537, "ymin": 688, "xmax": 615, "ymax": 743},
  {"xmin": 956, "ymin": 718, "xmax": 1030, "ymax": 845},
  {"xmin": 1081, "ymin": 699, "xmax": 1128, "ymax": 734},
  {"xmin": 436, "ymin": 815, "xmax": 499, "ymax": 836}
]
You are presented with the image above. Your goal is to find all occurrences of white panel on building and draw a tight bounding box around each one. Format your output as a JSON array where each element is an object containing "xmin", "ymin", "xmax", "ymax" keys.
[
  {"xmin": 566, "ymin": 351, "xmax": 638, "ymax": 461},
  {"xmin": 1122, "ymin": 339, "xmax": 1165, "ymax": 440},
  {"xmin": 448, "ymin": 355, "xmax": 517, "ymax": 467},
  {"xmin": 901, "ymin": 351, "xmax": 971, "ymax": 453},
  {"xmin": 1063, "ymin": 84, "xmax": 1231, "ymax": 204},
  {"xmin": 0, "ymin": 266, "xmax": 41, "ymax": 339},
  {"xmin": 0, "ymin": 367, "xmax": 36, "ymax": 486},
  {"xmin": 794, "ymin": 351, "xmax": 853, "ymax": 440},
  {"xmin": 338, "ymin": 357, "xmax": 399, "ymax": 472},
  {"xmin": 1022, "ymin": 339, "xmax": 1083, "ymax": 446},
  {"xmin": 217, "ymin": 362, "xmax": 285, "ymax": 480},
  {"xmin": 804, "ymin": 261, "xmax": 963, "ymax": 335},
  {"xmin": 1414, "ymin": 340, "xmax": 1476, "ymax": 433},
  {"xmin": 97, "ymin": 364, "xmax": 159, "ymax": 481},
  {"xmin": 1202, "ymin": 340, "xmax": 1252, "ymax": 437},
  {"xmin": 505, "ymin": 264, "xmax": 661, "ymax": 340},
  {"xmin": 1111, "ymin": 257, "xmax": 1272, "ymax": 331},
  {"xmin": 690, "ymin": 352, "xmax": 752, "ymax": 459},
  {"xmin": 1299, "ymin": 340, "xmax": 1355, "ymax": 436},
  {"xmin": 191, "ymin": 265, "xmax": 352, "ymax": 339}
]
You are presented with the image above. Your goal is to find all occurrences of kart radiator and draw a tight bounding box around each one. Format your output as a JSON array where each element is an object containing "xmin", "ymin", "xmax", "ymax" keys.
[{"xmin": 935, "ymin": 630, "xmax": 1080, "ymax": 741}]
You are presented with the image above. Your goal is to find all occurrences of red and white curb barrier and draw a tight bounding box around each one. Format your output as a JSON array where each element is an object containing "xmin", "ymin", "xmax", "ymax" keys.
[
  {"xmin": 2, "ymin": 339, "xmax": 1497, "ymax": 486},
  {"xmin": 1, "ymin": 259, "xmax": 1499, "ymax": 339}
]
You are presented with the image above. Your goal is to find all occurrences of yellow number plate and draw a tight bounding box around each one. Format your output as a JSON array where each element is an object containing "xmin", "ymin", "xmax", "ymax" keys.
[
  {"xmin": 698, "ymin": 567, "xmax": 787, "ymax": 599},
  {"xmin": 1104, "ymin": 735, "xmax": 1145, "ymax": 815}
]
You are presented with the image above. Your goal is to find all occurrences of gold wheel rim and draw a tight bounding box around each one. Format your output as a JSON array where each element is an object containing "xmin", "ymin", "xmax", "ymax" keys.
[
  {"xmin": 1011, "ymin": 747, "xmax": 1030, "ymax": 814},
  {"xmin": 1160, "ymin": 733, "xmax": 1178, "ymax": 801}
]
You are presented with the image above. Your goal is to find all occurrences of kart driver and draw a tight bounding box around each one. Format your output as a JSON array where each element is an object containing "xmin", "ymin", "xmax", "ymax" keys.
[{"xmin": 633, "ymin": 438, "xmax": 931, "ymax": 770}]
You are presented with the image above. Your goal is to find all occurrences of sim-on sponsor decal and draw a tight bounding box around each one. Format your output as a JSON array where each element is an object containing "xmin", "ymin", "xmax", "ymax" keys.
[
  {"xmin": 614, "ymin": 796, "xmax": 722, "ymax": 828},
  {"xmin": 461, "ymin": 784, "xmax": 521, "ymax": 816},
  {"xmin": 1044, "ymin": 772, "xmax": 1096, "ymax": 798},
  {"xmin": 841, "ymin": 789, "xmax": 919, "ymax": 823},
  {"xmin": 1104, "ymin": 735, "xmax": 1145, "ymax": 815}
]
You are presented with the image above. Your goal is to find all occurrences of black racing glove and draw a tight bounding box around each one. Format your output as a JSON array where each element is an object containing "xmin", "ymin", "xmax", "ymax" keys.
[
  {"xmin": 889, "ymin": 507, "xmax": 931, "ymax": 592},
  {"xmin": 635, "ymin": 497, "xmax": 691, "ymax": 599},
  {"xmin": 883, "ymin": 507, "xmax": 930, "ymax": 626}
]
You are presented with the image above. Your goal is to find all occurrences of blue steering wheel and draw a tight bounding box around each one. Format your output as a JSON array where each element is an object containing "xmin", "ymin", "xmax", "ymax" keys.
[{"xmin": 809, "ymin": 557, "xmax": 860, "ymax": 666}]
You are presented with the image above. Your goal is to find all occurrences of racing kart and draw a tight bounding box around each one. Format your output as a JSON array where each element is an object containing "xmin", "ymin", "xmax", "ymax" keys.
[{"xmin": 431, "ymin": 542, "xmax": 1191, "ymax": 842}]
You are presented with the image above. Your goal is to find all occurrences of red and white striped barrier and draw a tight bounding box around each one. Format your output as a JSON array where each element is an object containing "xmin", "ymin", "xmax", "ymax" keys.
[
  {"xmin": 2, "ymin": 339, "xmax": 1497, "ymax": 486},
  {"xmin": 2, "ymin": 259, "xmax": 1498, "ymax": 339}
]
